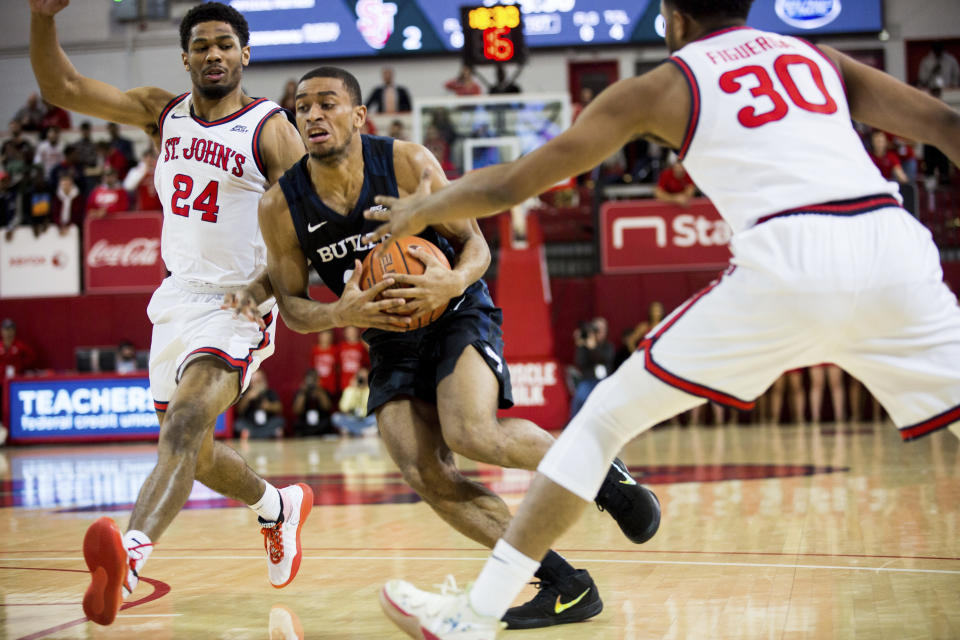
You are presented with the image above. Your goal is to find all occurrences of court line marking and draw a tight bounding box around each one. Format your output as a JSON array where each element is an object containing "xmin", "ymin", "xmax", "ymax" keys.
[
  {"xmin": 3, "ymin": 556, "xmax": 959, "ymax": 575},
  {"xmin": 4, "ymin": 547, "xmax": 958, "ymax": 561}
]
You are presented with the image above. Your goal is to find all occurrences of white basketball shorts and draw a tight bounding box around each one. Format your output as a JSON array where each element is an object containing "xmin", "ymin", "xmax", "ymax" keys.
[
  {"xmin": 146, "ymin": 276, "xmax": 278, "ymax": 411},
  {"xmin": 641, "ymin": 206, "xmax": 960, "ymax": 441}
]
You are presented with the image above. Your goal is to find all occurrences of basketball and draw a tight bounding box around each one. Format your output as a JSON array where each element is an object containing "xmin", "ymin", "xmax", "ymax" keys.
[{"xmin": 360, "ymin": 237, "xmax": 452, "ymax": 330}]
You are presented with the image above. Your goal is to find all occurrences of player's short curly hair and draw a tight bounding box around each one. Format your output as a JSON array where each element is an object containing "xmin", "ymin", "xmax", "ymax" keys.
[
  {"xmin": 179, "ymin": 2, "xmax": 250, "ymax": 51},
  {"xmin": 665, "ymin": 0, "xmax": 754, "ymax": 20},
  {"xmin": 299, "ymin": 67, "xmax": 363, "ymax": 107}
]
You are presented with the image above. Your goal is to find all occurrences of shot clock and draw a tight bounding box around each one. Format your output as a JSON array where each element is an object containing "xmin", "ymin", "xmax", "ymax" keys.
[{"xmin": 460, "ymin": 4, "xmax": 527, "ymax": 65}]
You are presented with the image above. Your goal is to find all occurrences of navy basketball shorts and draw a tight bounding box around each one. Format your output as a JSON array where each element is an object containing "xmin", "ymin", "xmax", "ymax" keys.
[{"xmin": 365, "ymin": 303, "xmax": 514, "ymax": 414}]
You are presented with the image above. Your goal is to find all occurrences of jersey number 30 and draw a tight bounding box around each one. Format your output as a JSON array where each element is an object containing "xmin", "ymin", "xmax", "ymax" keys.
[
  {"xmin": 719, "ymin": 54, "xmax": 838, "ymax": 129},
  {"xmin": 171, "ymin": 174, "xmax": 220, "ymax": 222}
]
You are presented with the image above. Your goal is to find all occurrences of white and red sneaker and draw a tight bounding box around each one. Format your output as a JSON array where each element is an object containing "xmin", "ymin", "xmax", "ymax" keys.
[
  {"xmin": 82, "ymin": 517, "xmax": 128, "ymax": 625},
  {"xmin": 380, "ymin": 577, "xmax": 504, "ymax": 640},
  {"xmin": 260, "ymin": 483, "xmax": 314, "ymax": 588}
]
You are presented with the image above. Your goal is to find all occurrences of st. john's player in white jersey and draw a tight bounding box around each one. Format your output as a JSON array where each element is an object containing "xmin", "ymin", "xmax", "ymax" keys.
[
  {"xmin": 30, "ymin": 0, "xmax": 316, "ymax": 626},
  {"xmin": 362, "ymin": 0, "xmax": 960, "ymax": 636}
]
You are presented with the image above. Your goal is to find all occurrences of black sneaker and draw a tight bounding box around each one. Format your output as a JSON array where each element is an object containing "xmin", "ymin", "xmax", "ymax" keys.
[
  {"xmin": 595, "ymin": 457, "xmax": 661, "ymax": 543},
  {"xmin": 502, "ymin": 569, "xmax": 603, "ymax": 629}
]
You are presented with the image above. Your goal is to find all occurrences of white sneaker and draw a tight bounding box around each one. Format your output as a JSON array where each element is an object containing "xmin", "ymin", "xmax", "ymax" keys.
[
  {"xmin": 260, "ymin": 483, "xmax": 314, "ymax": 588},
  {"xmin": 380, "ymin": 577, "xmax": 503, "ymax": 640}
]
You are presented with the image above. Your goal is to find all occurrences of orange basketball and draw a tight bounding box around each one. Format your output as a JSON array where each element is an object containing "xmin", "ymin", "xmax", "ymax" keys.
[{"xmin": 360, "ymin": 236, "xmax": 452, "ymax": 331}]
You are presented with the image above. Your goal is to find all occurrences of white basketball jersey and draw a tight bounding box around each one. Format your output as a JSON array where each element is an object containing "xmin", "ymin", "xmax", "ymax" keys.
[
  {"xmin": 671, "ymin": 27, "xmax": 900, "ymax": 232},
  {"xmin": 155, "ymin": 94, "xmax": 283, "ymax": 288}
]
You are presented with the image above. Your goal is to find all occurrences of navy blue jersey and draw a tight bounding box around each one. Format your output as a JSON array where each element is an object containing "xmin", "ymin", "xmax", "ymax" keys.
[{"xmin": 278, "ymin": 134, "xmax": 492, "ymax": 337}]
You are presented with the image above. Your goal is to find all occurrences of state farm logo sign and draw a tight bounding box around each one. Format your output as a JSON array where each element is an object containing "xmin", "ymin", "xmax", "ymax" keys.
[
  {"xmin": 84, "ymin": 213, "xmax": 166, "ymax": 293},
  {"xmin": 600, "ymin": 199, "xmax": 732, "ymax": 273},
  {"xmin": 0, "ymin": 226, "xmax": 80, "ymax": 298}
]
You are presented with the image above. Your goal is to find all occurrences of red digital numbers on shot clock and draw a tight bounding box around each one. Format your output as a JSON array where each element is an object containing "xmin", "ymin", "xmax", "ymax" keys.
[{"xmin": 461, "ymin": 5, "xmax": 527, "ymax": 65}]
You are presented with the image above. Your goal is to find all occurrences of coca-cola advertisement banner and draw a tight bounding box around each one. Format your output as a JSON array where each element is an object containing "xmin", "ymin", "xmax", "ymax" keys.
[
  {"xmin": 85, "ymin": 213, "xmax": 165, "ymax": 293},
  {"xmin": 600, "ymin": 199, "xmax": 733, "ymax": 274},
  {"xmin": 0, "ymin": 225, "xmax": 80, "ymax": 299}
]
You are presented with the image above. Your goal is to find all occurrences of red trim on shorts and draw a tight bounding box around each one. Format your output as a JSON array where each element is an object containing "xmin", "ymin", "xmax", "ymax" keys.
[
  {"xmin": 668, "ymin": 57, "xmax": 700, "ymax": 161},
  {"xmin": 899, "ymin": 404, "xmax": 960, "ymax": 441},
  {"xmin": 642, "ymin": 269, "xmax": 757, "ymax": 411},
  {"xmin": 154, "ymin": 400, "xmax": 169, "ymax": 412},
  {"xmin": 181, "ymin": 311, "xmax": 273, "ymax": 389},
  {"xmin": 755, "ymin": 194, "xmax": 901, "ymax": 225}
]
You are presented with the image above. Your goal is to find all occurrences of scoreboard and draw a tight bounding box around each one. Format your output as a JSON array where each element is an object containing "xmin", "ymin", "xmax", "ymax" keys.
[{"xmin": 231, "ymin": 0, "xmax": 883, "ymax": 63}]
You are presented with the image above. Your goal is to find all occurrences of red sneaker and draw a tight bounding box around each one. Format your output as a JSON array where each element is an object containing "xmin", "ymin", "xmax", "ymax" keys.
[{"xmin": 82, "ymin": 517, "xmax": 128, "ymax": 625}]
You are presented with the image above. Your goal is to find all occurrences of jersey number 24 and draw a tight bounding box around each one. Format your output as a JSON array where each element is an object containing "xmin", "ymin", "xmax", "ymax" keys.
[
  {"xmin": 719, "ymin": 53, "xmax": 838, "ymax": 129},
  {"xmin": 171, "ymin": 173, "xmax": 220, "ymax": 222}
]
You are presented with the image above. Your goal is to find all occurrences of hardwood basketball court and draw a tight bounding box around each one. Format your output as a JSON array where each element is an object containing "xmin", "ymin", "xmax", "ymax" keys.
[{"xmin": 1, "ymin": 421, "xmax": 958, "ymax": 639}]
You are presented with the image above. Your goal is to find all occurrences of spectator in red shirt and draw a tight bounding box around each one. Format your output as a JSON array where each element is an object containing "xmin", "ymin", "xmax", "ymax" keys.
[
  {"xmin": 39, "ymin": 99, "xmax": 71, "ymax": 132},
  {"xmin": 654, "ymin": 157, "xmax": 697, "ymax": 208},
  {"xmin": 311, "ymin": 329, "xmax": 339, "ymax": 396},
  {"xmin": 1, "ymin": 318, "xmax": 36, "ymax": 434},
  {"xmin": 123, "ymin": 148, "xmax": 162, "ymax": 211},
  {"xmin": 337, "ymin": 326, "xmax": 369, "ymax": 393},
  {"xmin": 444, "ymin": 66, "xmax": 483, "ymax": 96},
  {"xmin": 869, "ymin": 130, "xmax": 909, "ymax": 184},
  {"xmin": 86, "ymin": 166, "xmax": 130, "ymax": 218}
]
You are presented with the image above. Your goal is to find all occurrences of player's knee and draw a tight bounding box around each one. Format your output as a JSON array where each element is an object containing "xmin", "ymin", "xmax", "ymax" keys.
[
  {"xmin": 397, "ymin": 457, "xmax": 460, "ymax": 502},
  {"xmin": 440, "ymin": 410, "xmax": 498, "ymax": 459},
  {"xmin": 158, "ymin": 404, "xmax": 208, "ymax": 455}
]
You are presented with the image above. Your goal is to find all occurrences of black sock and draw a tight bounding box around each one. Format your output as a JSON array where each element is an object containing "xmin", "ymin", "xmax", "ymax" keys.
[{"xmin": 534, "ymin": 550, "xmax": 577, "ymax": 582}]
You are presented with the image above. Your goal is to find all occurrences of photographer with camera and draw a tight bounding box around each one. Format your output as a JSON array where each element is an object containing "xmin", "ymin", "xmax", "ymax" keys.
[
  {"xmin": 570, "ymin": 317, "xmax": 616, "ymax": 420},
  {"xmin": 331, "ymin": 367, "xmax": 378, "ymax": 437},
  {"xmin": 235, "ymin": 370, "xmax": 286, "ymax": 440}
]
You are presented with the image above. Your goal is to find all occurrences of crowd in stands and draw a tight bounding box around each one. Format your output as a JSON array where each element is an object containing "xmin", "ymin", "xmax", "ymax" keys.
[
  {"xmin": 1, "ymin": 95, "xmax": 158, "ymax": 237},
  {"xmin": 235, "ymin": 326, "xmax": 376, "ymax": 440},
  {"xmin": 567, "ymin": 303, "xmax": 896, "ymax": 427}
]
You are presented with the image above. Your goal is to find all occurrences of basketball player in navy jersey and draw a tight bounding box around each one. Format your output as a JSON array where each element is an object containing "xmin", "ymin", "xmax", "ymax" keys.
[
  {"xmin": 30, "ymin": 0, "xmax": 310, "ymax": 626},
  {"xmin": 366, "ymin": 0, "xmax": 960, "ymax": 636},
  {"xmin": 241, "ymin": 66, "xmax": 661, "ymax": 629}
]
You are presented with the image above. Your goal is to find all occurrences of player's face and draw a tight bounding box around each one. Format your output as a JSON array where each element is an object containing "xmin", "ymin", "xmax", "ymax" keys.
[
  {"xmin": 295, "ymin": 77, "xmax": 366, "ymax": 163},
  {"xmin": 182, "ymin": 21, "xmax": 249, "ymax": 100}
]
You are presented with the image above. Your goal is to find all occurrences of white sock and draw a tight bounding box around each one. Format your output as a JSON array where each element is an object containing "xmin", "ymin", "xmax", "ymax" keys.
[
  {"xmin": 123, "ymin": 530, "xmax": 153, "ymax": 576},
  {"xmin": 469, "ymin": 539, "xmax": 541, "ymax": 620},
  {"xmin": 249, "ymin": 481, "xmax": 282, "ymax": 522}
]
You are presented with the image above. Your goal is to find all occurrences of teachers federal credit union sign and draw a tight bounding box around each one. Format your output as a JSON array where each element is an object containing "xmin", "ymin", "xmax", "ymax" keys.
[{"xmin": 6, "ymin": 375, "xmax": 228, "ymax": 444}]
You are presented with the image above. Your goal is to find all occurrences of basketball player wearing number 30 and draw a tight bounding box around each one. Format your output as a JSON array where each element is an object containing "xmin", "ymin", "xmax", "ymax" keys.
[
  {"xmin": 240, "ymin": 66, "xmax": 662, "ymax": 630},
  {"xmin": 365, "ymin": 0, "xmax": 960, "ymax": 637},
  {"xmin": 29, "ymin": 1, "xmax": 312, "ymax": 626}
]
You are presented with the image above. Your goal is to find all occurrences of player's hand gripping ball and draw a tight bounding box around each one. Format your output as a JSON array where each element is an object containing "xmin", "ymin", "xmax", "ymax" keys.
[{"xmin": 360, "ymin": 237, "xmax": 452, "ymax": 331}]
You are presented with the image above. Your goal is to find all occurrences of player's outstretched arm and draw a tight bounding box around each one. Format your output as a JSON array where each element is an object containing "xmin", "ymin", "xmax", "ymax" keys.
[
  {"xmin": 821, "ymin": 45, "xmax": 960, "ymax": 168},
  {"xmin": 379, "ymin": 141, "xmax": 490, "ymax": 314},
  {"xmin": 257, "ymin": 187, "xmax": 410, "ymax": 333},
  {"xmin": 30, "ymin": 0, "xmax": 171, "ymax": 130},
  {"xmin": 364, "ymin": 62, "xmax": 688, "ymax": 244}
]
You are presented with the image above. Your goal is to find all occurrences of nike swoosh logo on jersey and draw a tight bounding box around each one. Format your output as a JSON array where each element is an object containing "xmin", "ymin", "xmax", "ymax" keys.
[
  {"xmin": 308, "ymin": 221, "xmax": 328, "ymax": 232},
  {"xmin": 554, "ymin": 588, "xmax": 590, "ymax": 614},
  {"xmin": 170, "ymin": 114, "xmax": 190, "ymax": 119}
]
